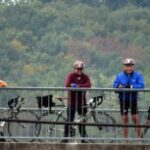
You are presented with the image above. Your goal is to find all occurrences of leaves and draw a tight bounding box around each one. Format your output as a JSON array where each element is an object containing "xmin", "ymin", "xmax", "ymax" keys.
[{"xmin": 0, "ymin": 0, "xmax": 150, "ymax": 87}]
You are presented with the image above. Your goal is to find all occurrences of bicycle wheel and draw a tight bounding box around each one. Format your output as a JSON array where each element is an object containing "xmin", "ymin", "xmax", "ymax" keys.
[
  {"xmin": 0, "ymin": 121, "xmax": 8, "ymax": 142},
  {"xmin": 0, "ymin": 110, "xmax": 10, "ymax": 141},
  {"xmin": 85, "ymin": 111, "xmax": 116, "ymax": 143},
  {"xmin": 39, "ymin": 109, "xmax": 67, "ymax": 142},
  {"xmin": 142, "ymin": 121, "xmax": 150, "ymax": 142},
  {"xmin": 8, "ymin": 110, "xmax": 40, "ymax": 142}
]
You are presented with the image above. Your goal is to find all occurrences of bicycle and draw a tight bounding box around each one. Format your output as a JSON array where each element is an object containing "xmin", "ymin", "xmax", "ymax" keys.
[
  {"xmin": 141, "ymin": 106, "xmax": 150, "ymax": 139},
  {"xmin": 1, "ymin": 95, "xmax": 149, "ymax": 143},
  {"xmin": 0, "ymin": 96, "xmax": 40, "ymax": 142},
  {"xmin": 37, "ymin": 93, "xmax": 117, "ymax": 143}
]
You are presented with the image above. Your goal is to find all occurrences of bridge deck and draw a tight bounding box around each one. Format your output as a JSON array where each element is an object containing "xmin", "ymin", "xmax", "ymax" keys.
[{"xmin": 0, "ymin": 142, "xmax": 150, "ymax": 150}]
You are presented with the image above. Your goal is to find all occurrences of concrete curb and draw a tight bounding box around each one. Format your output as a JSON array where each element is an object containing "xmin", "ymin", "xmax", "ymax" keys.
[{"xmin": 0, "ymin": 142, "xmax": 150, "ymax": 150}]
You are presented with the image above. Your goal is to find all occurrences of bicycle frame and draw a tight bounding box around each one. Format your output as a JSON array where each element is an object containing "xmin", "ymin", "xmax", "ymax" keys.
[
  {"xmin": 39, "ymin": 95, "xmax": 104, "ymax": 138},
  {"xmin": 141, "ymin": 106, "xmax": 150, "ymax": 138},
  {"xmin": 0, "ymin": 96, "xmax": 24, "ymax": 139}
]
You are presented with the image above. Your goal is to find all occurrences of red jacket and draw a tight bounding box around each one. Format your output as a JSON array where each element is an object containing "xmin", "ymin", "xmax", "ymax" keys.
[{"xmin": 65, "ymin": 72, "xmax": 91, "ymax": 106}]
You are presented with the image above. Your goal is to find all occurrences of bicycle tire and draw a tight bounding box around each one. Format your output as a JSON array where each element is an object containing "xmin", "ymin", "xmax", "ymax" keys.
[
  {"xmin": 38, "ymin": 109, "xmax": 67, "ymax": 142},
  {"xmin": 0, "ymin": 110, "xmax": 10, "ymax": 141},
  {"xmin": 141, "ymin": 120, "xmax": 149, "ymax": 141},
  {"xmin": 85, "ymin": 111, "xmax": 117, "ymax": 143},
  {"xmin": 8, "ymin": 110, "xmax": 40, "ymax": 142},
  {"xmin": 0, "ymin": 122, "xmax": 8, "ymax": 142}
]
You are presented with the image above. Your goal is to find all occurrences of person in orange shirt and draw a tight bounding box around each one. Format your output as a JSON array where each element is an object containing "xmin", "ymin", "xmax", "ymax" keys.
[{"xmin": 0, "ymin": 80, "xmax": 8, "ymax": 87}]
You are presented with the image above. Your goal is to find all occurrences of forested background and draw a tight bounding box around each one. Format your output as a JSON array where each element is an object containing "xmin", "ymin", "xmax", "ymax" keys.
[{"xmin": 0, "ymin": 0, "xmax": 150, "ymax": 87}]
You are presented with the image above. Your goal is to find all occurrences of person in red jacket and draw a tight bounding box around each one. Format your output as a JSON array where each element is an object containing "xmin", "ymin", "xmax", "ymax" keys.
[{"xmin": 62, "ymin": 60, "xmax": 91, "ymax": 143}]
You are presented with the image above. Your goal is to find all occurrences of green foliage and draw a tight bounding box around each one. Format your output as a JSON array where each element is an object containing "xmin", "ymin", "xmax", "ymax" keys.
[{"xmin": 0, "ymin": 0, "xmax": 150, "ymax": 87}]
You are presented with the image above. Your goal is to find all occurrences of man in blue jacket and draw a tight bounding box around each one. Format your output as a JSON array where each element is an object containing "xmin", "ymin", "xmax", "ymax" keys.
[{"xmin": 113, "ymin": 58, "xmax": 144, "ymax": 140}]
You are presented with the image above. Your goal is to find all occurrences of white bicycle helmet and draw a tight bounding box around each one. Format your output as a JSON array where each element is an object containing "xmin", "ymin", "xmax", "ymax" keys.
[
  {"xmin": 73, "ymin": 60, "xmax": 85, "ymax": 69},
  {"xmin": 123, "ymin": 58, "xmax": 135, "ymax": 65}
]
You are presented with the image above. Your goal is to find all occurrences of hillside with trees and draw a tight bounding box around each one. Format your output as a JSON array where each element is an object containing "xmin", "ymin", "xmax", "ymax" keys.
[{"xmin": 0, "ymin": 0, "xmax": 150, "ymax": 87}]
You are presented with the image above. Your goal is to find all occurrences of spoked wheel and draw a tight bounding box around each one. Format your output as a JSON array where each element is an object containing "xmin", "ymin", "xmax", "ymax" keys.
[
  {"xmin": 8, "ymin": 110, "xmax": 40, "ymax": 142},
  {"xmin": 0, "ymin": 121, "xmax": 8, "ymax": 142},
  {"xmin": 38, "ymin": 109, "xmax": 66, "ymax": 142},
  {"xmin": 140, "ymin": 109, "xmax": 150, "ymax": 143},
  {"xmin": 141, "ymin": 120, "xmax": 150, "ymax": 143},
  {"xmin": 85, "ymin": 111, "xmax": 116, "ymax": 143}
]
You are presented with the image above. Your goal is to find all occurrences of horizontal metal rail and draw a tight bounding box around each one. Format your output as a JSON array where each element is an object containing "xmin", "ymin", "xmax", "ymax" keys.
[
  {"xmin": 0, "ymin": 107, "xmax": 147, "ymax": 112},
  {"xmin": 0, "ymin": 118, "xmax": 149, "ymax": 128},
  {"xmin": 0, "ymin": 87, "xmax": 150, "ymax": 92},
  {"xmin": 0, "ymin": 87, "xmax": 149, "ymax": 143}
]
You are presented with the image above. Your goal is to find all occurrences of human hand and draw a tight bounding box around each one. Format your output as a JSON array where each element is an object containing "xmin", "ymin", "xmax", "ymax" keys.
[
  {"xmin": 125, "ymin": 84, "xmax": 130, "ymax": 88},
  {"xmin": 71, "ymin": 83, "xmax": 78, "ymax": 88},
  {"xmin": 118, "ymin": 84, "xmax": 124, "ymax": 88}
]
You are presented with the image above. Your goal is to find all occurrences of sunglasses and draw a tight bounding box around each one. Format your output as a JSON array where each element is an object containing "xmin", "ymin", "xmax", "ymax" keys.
[
  {"xmin": 124, "ymin": 64, "xmax": 134, "ymax": 66},
  {"xmin": 75, "ymin": 68, "xmax": 83, "ymax": 70}
]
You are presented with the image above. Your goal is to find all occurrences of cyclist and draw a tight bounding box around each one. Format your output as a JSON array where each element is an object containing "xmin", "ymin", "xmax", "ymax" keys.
[
  {"xmin": 0, "ymin": 80, "xmax": 7, "ymax": 87},
  {"xmin": 113, "ymin": 58, "xmax": 144, "ymax": 141},
  {"xmin": 62, "ymin": 60, "xmax": 91, "ymax": 143}
]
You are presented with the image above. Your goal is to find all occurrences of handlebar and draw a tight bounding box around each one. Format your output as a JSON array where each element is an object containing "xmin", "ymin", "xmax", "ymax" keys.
[
  {"xmin": 36, "ymin": 93, "xmax": 104, "ymax": 109},
  {"xmin": 92, "ymin": 95, "xmax": 104, "ymax": 105},
  {"xmin": 88, "ymin": 94, "xmax": 104, "ymax": 109},
  {"xmin": 8, "ymin": 96, "xmax": 24, "ymax": 109}
]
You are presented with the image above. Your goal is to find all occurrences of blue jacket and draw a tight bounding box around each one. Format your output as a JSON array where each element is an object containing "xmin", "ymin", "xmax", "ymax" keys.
[{"xmin": 113, "ymin": 71, "xmax": 144, "ymax": 101}]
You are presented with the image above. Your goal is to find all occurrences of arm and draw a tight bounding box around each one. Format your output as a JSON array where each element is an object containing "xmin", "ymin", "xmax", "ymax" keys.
[
  {"xmin": 113, "ymin": 75, "xmax": 120, "ymax": 88},
  {"xmin": 78, "ymin": 75, "xmax": 91, "ymax": 88},
  {"xmin": 132, "ymin": 74, "xmax": 144, "ymax": 88},
  {"xmin": 65, "ymin": 74, "xmax": 72, "ymax": 87}
]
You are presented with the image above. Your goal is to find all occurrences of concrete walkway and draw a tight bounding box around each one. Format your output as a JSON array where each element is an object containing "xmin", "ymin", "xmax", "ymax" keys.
[{"xmin": 0, "ymin": 142, "xmax": 150, "ymax": 150}]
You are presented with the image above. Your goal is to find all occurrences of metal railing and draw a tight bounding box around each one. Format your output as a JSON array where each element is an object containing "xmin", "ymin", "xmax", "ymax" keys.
[{"xmin": 0, "ymin": 87, "xmax": 149, "ymax": 143}]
